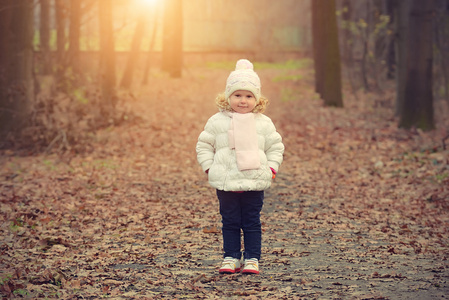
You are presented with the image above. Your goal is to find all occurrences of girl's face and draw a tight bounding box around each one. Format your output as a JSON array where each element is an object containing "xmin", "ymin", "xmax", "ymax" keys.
[{"xmin": 229, "ymin": 90, "xmax": 256, "ymax": 114}]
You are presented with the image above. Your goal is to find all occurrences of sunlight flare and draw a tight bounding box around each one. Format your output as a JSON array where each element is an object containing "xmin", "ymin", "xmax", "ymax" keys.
[{"xmin": 136, "ymin": 0, "xmax": 160, "ymax": 7}]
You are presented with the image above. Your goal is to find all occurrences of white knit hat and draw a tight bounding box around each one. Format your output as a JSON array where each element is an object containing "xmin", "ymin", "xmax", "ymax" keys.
[{"xmin": 225, "ymin": 59, "xmax": 261, "ymax": 102}]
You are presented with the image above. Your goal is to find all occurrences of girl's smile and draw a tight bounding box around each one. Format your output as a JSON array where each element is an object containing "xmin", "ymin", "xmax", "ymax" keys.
[{"xmin": 229, "ymin": 90, "xmax": 256, "ymax": 114}]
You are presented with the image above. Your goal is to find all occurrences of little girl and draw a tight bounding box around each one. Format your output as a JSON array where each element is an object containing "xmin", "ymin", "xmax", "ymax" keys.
[{"xmin": 196, "ymin": 59, "xmax": 284, "ymax": 274}]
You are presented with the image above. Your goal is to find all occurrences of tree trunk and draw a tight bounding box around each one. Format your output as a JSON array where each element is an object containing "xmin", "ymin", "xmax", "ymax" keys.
[
  {"xmin": 54, "ymin": 0, "xmax": 67, "ymax": 92},
  {"xmin": 311, "ymin": 0, "xmax": 324, "ymax": 96},
  {"xmin": 0, "ymin": 0, "xmax": 14, "ymax": 140},
  {"xmin": 312, "ymin": 0, "xmax": 343, "ymax": 107},
  {"xmin": 398, "ymin": 0, "xmax": 435, "ymax": 130},
  {"xmin": 162, "ymin": 0, "xmax": 183, "ymax": 78},
  {"xmin": 0, "ymin": 1, "xmax": 13, "ymax": 89},
  {"xmin": 0, "ymin": 0, "xmax": 34, "ymax": 140},
  {"xmin": 40, "ymin": 0, "xmax": 51, "ymax": 75},
  {"xmin": 386, "ymin": 0, "xmax": 396, "ymax": 80},
  {"xmin": 360, "ymin": 0, "xmax": 371, "ymax": 92},
  {"xmin": 434, "ymin": 0, "xmax": 449, "ymax": 105},
  {"xmin": 120, "ymin": 13, "xmax": 146, "ymax": 89},
  {"xmin": 142, "ymin": 5, "xmax": 160, "ymax": 85},
  {"xmin": 55, "ymin": 0, "xmax": 66, "ymax": 61},
  {"xmin": 339, "ymin": 0, "xmax": 353, "ymax": 65},
  {"xmin": 394, "ymin": 0, "xmax": 411, "ymax": 116},
  {"xmin": 68, "ymin": 0, "xmax": 81, "ymax": 78},
  {"xmin": 98, "ymin": 0, "xmax": 117, "ymax": 111}
]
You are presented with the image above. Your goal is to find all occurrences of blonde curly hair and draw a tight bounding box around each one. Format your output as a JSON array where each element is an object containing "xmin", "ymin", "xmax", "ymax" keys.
[{"xmin": 215, "ymin": 92, "xmax": 269, "ymax": 114}]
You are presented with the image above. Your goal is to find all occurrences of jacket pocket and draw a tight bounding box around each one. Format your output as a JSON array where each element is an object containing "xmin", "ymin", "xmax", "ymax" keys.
[{"xmin": 243, "ymin": 166, "xmax": 271, "ymax": 181}]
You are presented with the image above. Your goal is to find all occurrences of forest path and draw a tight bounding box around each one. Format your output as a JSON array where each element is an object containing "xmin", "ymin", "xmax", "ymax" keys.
[{"xmin": 1, "ymin": 64, "xmax": 448, "ymax": 299}]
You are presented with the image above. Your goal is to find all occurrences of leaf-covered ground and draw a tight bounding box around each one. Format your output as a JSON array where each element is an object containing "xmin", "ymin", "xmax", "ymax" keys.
[{"xmin": 1, "ymin": 62, "xmax": 449, "ymax": 299}]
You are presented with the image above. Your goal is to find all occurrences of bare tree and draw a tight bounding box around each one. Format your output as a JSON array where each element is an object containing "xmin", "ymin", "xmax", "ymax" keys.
[
  {"xmin": 311, "ymin": 0, "xmax": 324, "ymax": 96},
  {"xmin": 0, "ymin": 0, "xmax": 13, "ymax": 140},
  {"xmin": 55, "ymin": 0, "xmax": 67, "ymax": 83},
  {"xmin": 68, "ymin": 0, "xmax": 81, "ymax": 78},
  {"xmin": 394, "ymin": 0, "xmax": 411, "ymax": 116},
  {"xmin": 385, "ymin": 0, "xmax": 396, "ymax": 80},
  {"xmin": 0, "ymin": 0, "xmax": 34, "ymax": 140},
  {"xmin": 40, "ymin": 0, "xmax": 51, "ymax": 75},
  {"xmin": 142, "ymin": 4, "xmax": 160, "ymax": 85},
  {"xmin": 397, "ymin": 0, "xmax": 435, "ymax": 130},
  {"xmin": 311, "ymin": 0, "xmax": 343, "ymax": 107},
  {"xmin": 98, "ymin": 0, "xmax": 117, "ymax": 111},
  {"xmin": 434, "ymin": 0, "xmax": 449, "ymax": 105}
]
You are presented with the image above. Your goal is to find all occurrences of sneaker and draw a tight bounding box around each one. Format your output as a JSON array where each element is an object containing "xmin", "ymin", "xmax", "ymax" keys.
[
  {"xmin": 242, "ymin": 258, "xmax": 259, "ymax": 274},
  {"xmin": 219, "ymin": 257, "xmax": 241, "ymax": 274}
]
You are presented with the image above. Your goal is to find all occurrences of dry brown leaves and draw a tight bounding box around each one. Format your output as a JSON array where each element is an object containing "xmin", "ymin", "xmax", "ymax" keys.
[{"xmin": 0, "ymin": 64, "xmax": 448, "ymax": 299}]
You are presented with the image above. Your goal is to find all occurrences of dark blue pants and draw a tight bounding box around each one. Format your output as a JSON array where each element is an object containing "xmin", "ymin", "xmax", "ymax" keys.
[{"xmin": 217, "ymin": 190, "xmax": 264, "ymax": 260}]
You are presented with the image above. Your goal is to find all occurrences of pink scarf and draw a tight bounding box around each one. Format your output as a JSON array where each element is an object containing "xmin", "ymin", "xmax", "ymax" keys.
[{"xmin": 228, "ymin": 113, "xmax": 260, "ymax": 171}]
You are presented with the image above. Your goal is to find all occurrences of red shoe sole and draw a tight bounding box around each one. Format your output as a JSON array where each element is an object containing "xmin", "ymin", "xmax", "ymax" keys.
[
  {"xmin": 242, "ymin": 269, "xmax": 259, "ymax": 274},
  {"xmin": 219, "ymin": 268, "xmax": 241, "ymax": 274}
]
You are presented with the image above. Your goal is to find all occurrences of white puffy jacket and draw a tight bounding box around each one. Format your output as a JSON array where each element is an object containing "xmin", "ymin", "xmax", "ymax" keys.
[{"xmin": 196, "ymin": 111, "xmax": 284, "ymax": 191}]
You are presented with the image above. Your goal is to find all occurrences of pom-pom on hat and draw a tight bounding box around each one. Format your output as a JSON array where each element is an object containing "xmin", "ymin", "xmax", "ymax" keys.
[{"xmin": 225, "ymin": 59, "xmax": 261, "ymax": 102}]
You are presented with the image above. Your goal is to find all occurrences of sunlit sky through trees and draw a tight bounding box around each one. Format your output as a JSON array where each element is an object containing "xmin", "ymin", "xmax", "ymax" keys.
[
  {"xmin": 34, "ymin": 0, "xmax": 309, "ymax": 53},
  {"xmin": 135, "ymin": 0, "xmax": 160, "ymax": 9}
]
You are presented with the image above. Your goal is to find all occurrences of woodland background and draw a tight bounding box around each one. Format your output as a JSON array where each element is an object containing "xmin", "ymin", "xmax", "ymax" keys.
[{"xmin": 0, "ymin": 0, "xmax": 449, "ymax": 299}]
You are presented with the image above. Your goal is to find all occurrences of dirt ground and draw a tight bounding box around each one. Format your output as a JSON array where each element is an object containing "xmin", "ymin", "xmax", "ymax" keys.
[{"xmin": 1, "ymin": 61, "xmax": 449, "ymax": 299}]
